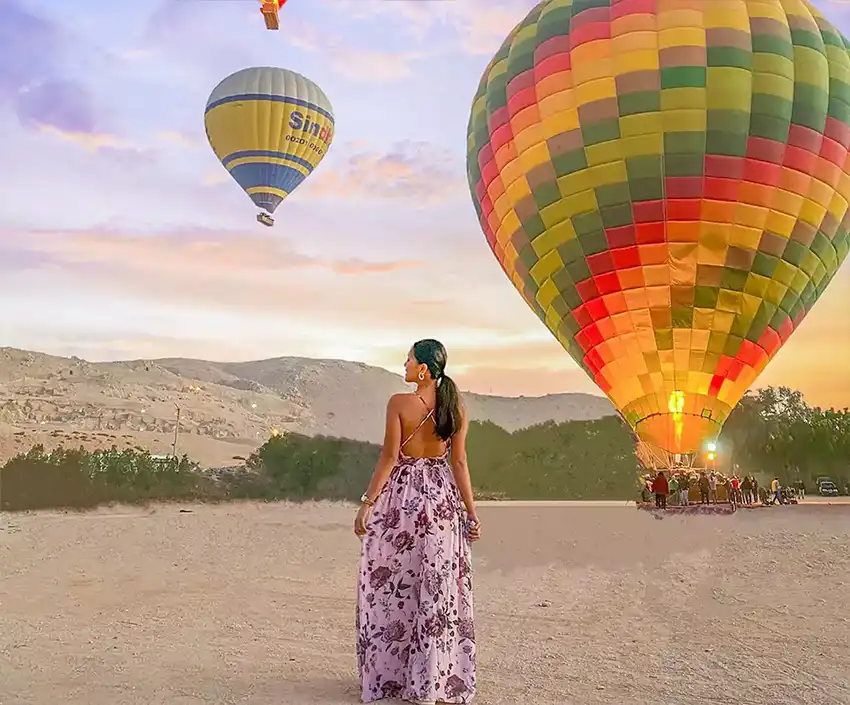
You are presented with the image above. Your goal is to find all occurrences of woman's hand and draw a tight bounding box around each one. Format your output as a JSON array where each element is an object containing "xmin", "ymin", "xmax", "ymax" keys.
[
  {"xmin": 467, "ymin": 513, "xmax": 481, "ymax": 542},
  {"xmin": 354, "ymin": 504, "xmax": 372, "ymax": 537}
]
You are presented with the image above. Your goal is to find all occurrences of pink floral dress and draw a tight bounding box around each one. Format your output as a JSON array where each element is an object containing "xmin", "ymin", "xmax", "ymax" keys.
[{"xmin": 356, "ymin": 410, "xmax": 476, "ymax": 703}]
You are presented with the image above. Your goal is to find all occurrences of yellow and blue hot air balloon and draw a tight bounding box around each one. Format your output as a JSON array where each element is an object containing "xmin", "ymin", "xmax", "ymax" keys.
[{"xmin": 204, "ymin": 67, "xmax": 334, "ymax": 226}]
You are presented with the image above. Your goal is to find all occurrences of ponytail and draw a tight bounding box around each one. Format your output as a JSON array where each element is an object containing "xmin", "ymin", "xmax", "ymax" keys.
[
  {"xmin": 434, "ymin": 374, "xmax": 461, "ymax": 441},
  {"xmin": 410, "ymin": 338, "xmax": 458, "ymax": 439}
]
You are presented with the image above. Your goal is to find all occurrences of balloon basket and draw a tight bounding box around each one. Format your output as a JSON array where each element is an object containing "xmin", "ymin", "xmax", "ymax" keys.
[
  {"xmin": 261, "ymin": 3, "xmax": 280, "ymax": 30},
  {"xmin": 257, "ymin": 212, "xmax": 274, "ymax": 227}
]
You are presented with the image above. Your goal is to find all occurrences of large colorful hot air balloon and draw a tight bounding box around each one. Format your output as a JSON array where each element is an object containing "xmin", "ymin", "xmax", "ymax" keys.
[
  {"xmin": 205, "ymin": 67, "xmax": 334, "ymax": 226},
  {"xmin": 467, "ymin": 0, "xmax": 850, "ymax": 457}
]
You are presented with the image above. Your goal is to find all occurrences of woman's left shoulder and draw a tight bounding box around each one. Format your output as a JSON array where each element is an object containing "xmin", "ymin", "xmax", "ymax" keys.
[{"xmin": 387, "ymin": 393, "xmax": 411, "ymax": 409}]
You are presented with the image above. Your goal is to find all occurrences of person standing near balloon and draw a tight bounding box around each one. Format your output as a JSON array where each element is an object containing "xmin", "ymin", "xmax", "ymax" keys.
[
  {"xmin": 678, "ymin": 473, "xmax": 690, "ymax": 506},
  {"xmin": 699, "ymin": 473, "xmax": 710, "ymax": 505},
  {"xmin": 353, "ymin": 340, "xmax": 478, "ymax": 704},
  {"xmin": 668, "ymin": 473, "xmax": 679, "ymax": 505},
  {"xmin": 652, "ymin": 471, "xmax": 669, "ymax": 509}
]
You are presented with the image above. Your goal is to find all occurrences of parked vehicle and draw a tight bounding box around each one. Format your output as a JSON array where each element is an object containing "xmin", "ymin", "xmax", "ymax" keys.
[{"xmin": 819, "ymin": 480, "xmax": 839, "ymax": 496}]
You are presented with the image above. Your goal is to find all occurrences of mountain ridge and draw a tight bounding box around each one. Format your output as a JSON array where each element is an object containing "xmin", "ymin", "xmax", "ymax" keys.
[{"xmin": 0, "ymin": 346, "xmax": 615, "ymax": 467}]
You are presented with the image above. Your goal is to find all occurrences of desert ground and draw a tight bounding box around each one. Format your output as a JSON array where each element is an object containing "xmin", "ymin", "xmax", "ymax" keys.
[{"xmin": 2, "ymin": 501, "xmax": 849, "ymax": 705}]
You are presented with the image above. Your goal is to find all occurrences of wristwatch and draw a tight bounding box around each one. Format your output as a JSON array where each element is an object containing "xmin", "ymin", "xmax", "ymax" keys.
[{"xmin": 360, "ymin": 493, "xmax": 375, "ymax": 507}]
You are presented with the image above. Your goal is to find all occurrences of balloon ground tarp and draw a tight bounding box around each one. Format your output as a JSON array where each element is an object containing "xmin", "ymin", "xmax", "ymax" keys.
[
  {"xmin": 636, "ymin": 500, "xmax": 789, "ymax": 518},
  {"xmin": 636, "ymin": 502, "xmax": 738, "ymax": 518},
  {"xmin": 466, "ymin": 0, "xmax": 850, "ymax": 457}
]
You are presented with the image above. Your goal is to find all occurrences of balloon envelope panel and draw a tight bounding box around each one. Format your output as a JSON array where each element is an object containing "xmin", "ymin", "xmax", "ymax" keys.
[
  {"xmin": 205, "ymin": 67, "xmax": 334, "ymax": 214},
  {"xmin": 467, "ymin": 0, "xmax": 850, "ymax": 454}
]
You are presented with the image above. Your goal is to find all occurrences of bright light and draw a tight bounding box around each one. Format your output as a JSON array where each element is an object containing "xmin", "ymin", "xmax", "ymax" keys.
[
  {"xmin": 668, "ymin": 390, "xmax": 685, "ymax": 414},
  {"xmin": 706, "ymin": 441, "xmax": 717, "ymax": 452},
  {"xmin": 707, "ymin": 451, "xmax": 716, "ymax": 461}
]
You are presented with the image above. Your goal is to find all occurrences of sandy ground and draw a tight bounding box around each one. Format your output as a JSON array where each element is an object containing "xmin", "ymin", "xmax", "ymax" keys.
[{"xmin": 2, "ymin": 502, "xmax": 849, "ymax": 705}]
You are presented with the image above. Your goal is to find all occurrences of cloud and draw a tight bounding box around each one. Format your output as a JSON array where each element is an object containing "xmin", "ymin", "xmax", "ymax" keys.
[
  {"xmin": 0, "ymin": 0, "xmax": 60, "ymax": 99},
  {"xmin": 137, "ymin": 1, "xmax": 261, "ymax": 82},
  {"xmin": 283, "ymin": 16, "xmax": 428, "ymax": 82},
  {"xmin": 35, "ymin": 124, "xmax": 132, "ymax": 152},
  {"xmin": 143, "ymin": 1, "xmax": 244, "ymax": 47},
  {"xmin": 202, "ymin": 169, "xmax": 230, "ymax": 187},
  {"xmin": 15, "ymin": 78, "xmax": 95, "ymax": 132},
  {"xmin": 323, "ymin": 0, "xmax": 529, "ymax": 56},
  {"xmin": 11, "ymin": 226, "xmax": 424, "ymax": 277},
  {"xmin": 330, "ymin": 46, "xmax": 427, "ymax": 82},
  {"xmin": 0, "ymin": 0, "xmax": 140, "ymax": 154},
  {"xmin": 301, "ymin": 141, "xmax": 466, "ymax": 204},
  {"xmin": 454, "ymin": 2, "xmax": 530, "ymax": 55},
  {"xmin": 157, "ymin": 130, "xmax": 201, "ymax": 150},
  {"xmin": 0, "ymin": 223, "xmax": 537, "ymax": 340},
  {"xmin": 0, "ymin": 1, "xmax": 105, "ymax": 136},
  {"xmin": 0, "ymin": 241, "xmax": 55, "ymax": 272}
]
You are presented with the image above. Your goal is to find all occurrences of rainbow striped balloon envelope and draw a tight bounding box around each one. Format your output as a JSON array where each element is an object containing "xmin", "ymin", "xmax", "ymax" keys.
[
  {"xmin": 466, "ymin": 0, "xmax": 850, "ymax": 455},
  {"xmin": 205, "ymin": 67, "xmax": 334, "ymax": 220}
]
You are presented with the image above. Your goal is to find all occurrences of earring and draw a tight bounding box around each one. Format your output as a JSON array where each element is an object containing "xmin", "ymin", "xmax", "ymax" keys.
[{"xmin": 418, "ymin": 371, "xmax": 425, "ymax": 381}]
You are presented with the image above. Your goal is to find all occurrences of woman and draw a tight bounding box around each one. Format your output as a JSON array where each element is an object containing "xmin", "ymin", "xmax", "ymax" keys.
[{"xmin": 354, "ymin": 339, "xmax": 480, "ymax": 704}]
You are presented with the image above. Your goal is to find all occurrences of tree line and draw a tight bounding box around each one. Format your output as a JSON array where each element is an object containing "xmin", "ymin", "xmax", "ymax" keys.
[
  {"xmin": 1, "ymin": 385, "xmax": 847, "ymax": 511},
  {"xmin": 0, "ymin": 416, "xmax": 641, "ymax": 510},
  {"xmin": 719, "ymin": 385, "xmax": 850, "ymax": 489}
]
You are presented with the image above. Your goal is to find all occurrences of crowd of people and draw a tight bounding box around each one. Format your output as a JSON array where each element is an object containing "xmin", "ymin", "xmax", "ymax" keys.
[{"xmin": 640, "ymin": 470, "xmax": 797, "ymax": 509}]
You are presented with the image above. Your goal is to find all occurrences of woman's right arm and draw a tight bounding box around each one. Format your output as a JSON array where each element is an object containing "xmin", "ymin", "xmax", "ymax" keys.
[{"xmin": 449, "ymin": 398, "xmax": 477, "ymax": 520}]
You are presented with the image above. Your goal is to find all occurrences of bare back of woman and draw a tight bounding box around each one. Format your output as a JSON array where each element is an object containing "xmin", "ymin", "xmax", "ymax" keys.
[{"xmin": 397, "ymin": 392, "xmax": 448, "ymax": 459}]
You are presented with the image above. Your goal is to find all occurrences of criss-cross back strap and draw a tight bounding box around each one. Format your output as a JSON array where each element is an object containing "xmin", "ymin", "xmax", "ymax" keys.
[{"xmin": 400, "ymin": 395, "xmax": 434, "ymax": 451}]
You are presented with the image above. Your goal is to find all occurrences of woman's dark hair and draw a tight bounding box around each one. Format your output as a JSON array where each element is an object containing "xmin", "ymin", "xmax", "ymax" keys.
[{"xmin": 412, "ymin": 338, "xmax": 460, "ymax": 440}]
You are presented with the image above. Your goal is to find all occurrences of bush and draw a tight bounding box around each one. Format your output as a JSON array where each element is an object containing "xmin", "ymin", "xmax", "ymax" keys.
[
  {"xmin": 0, "ymin": 416, "xmax": 641, "ymax": 511},
  {"xmin": 0, "ymin": 445, "xmax": 209, "ymax": 511}
]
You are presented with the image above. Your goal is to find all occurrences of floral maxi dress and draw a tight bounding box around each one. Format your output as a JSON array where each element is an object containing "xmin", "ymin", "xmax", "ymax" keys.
[{"xmin": 356, "ymin": 411, "xmax": 476, "ymax": 703}]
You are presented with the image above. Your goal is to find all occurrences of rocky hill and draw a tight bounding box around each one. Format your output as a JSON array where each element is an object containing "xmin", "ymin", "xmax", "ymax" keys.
[{"xmin": 0, "ymin": 347, "xmax": 614, "ymax": 467}]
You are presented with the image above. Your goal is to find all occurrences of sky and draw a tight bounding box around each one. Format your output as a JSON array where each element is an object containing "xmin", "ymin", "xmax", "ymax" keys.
[{"xmin": 0, "ymin": 0, "xmax": 849, "ymax": 407}]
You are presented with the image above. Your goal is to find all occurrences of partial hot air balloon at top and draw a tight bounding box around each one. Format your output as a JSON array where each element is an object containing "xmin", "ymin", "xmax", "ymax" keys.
[
  {"xmin": 467, "ymin": 0, "xmax": 850, "ymax": 462},
  {"xmin": 260, "ymin": 0, "xmax": 288, "ymax": 30},
  {"xmin": 205, "ymin": 66, "xmax": 334, "ymax": 227}
]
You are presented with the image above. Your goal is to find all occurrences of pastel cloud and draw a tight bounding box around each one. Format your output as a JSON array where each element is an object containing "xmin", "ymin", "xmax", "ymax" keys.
[
  {"xmin": 34, "ymin": 124, "xmax": 136, "ymax": 153},
  {"xmin": 0, "ymin": 0, "xmax": 60, "ymax": 98},
  {"xmin": 14, "ymin": 227, "xmax": 423, "ymax": 276},
  {"xmin": 301, "ymin": 141, "xmax": 466, "ymax": 204},
  {"xmin": 0, "ymin": 1, "xmax": 102, "ymax": 136},
  {"xmin": 283, "ymin": 16, "xmax": 429, "ymax": 82},
  {"xmin": 157, "ymin": 130, "xmax": 201, "ymax": 149},
  {"xmin": 0, "ymin": 224, "xmax": 545, "ymax": 343},
  {"xmin": 330, "ymin": 47, "xmax": 428, "ymax": 82},
  {"xmin": 16, "ymin": 79, "xmax": 95, "ymax": 132},
  {"xmin": 325, "ymin": 0, "xmax": 529, "ymax": 56},
  {"xmin": 136, "ymin": 0, "xmax": 260, "ymax": 84}
]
